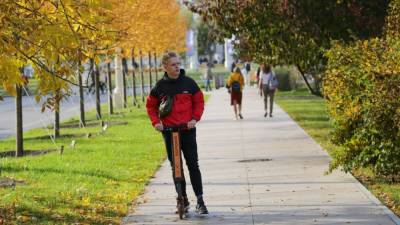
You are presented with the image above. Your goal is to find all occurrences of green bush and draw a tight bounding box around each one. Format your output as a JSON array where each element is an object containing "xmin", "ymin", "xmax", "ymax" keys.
[
  {"xmin": 274, "ymin": 66, "xmax": 297, "ymax": 91},
  {"xmin": 323, "ymin": 37, "xmax": 400, "ymax": 176}
]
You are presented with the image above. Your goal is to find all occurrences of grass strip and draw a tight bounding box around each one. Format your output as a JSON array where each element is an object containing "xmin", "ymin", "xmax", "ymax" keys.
[{"xmin": 0, "ymin": 103, "xmax": 165, "ymax": 224}]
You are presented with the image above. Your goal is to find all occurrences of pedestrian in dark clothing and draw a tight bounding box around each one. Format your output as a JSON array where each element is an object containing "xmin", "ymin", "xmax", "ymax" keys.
[
  {"xmin": 231, "ymin": 61, "xmax": 236, "ymax": 72},
  {"xmin": 203, "ymin": 63, "xmax": 213, "ymax": 92}
]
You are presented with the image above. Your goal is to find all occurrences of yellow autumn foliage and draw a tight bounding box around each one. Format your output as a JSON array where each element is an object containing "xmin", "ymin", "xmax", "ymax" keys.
[
  {"xmin": 0, "ymin": 0, "xmax": 187, "ymax": 99},
  {"xmin": 323, "ymin": 0, "xmax": 400, "ymax": 175}
]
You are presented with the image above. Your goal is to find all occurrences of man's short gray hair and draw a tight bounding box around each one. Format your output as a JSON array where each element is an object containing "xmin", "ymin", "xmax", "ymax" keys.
[{"xmin": 161, "ymin": 51, "xmax": 178, "ymax": 65}]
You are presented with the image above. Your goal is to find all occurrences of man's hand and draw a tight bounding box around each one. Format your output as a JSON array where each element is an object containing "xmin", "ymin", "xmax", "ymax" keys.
[
  {"xmin": 187, "ymin": 119, "xmax": 197, "ymax": 129},
  {"xmin": 154, "ymin": 123, "xmax": 163, "ymax": 132}
]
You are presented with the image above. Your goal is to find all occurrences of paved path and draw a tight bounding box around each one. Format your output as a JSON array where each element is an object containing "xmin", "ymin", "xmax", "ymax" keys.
[
  {"xmin": 0, "ymin": 92, "xmax": 107, "ymax": 139},
  {"xmin": 123, "ymin": 88, "xmax": 400, "ymax": 225}
]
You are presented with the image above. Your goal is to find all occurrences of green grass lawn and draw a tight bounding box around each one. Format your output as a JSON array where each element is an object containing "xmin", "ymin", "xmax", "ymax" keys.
[
  {"xmin": 275, "ymin": 88, "xmax": 400, "ymax": 217},
  {"xmin": 0, "ymin": 91, "xmax": 210, "ymax": 224},
  {"xmin": 0, "ymin": 103, "xmax": 165, "ymax": 224},
  {"xmin": 275, "ymin": 88, "xmax": 334, "ymax": 153}
]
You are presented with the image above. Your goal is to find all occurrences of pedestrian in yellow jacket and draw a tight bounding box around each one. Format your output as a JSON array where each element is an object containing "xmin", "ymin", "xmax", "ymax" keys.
[{"xmin": 226, "ymin": 67, "xmax": 245, "ymax": 120}]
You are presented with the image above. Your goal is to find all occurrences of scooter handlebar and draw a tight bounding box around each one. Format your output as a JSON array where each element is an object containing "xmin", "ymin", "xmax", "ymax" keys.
[{"xmin": 163, "ymin": 124, "xmax": 188, "ymax": 132}]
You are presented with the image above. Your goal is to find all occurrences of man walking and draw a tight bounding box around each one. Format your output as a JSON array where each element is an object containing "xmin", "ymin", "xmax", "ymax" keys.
[
  {"xmin": 245, "ymin": 62, "xmax": 251, "ymax": 86},
  {"xmin": 146, "ymin": 51, "xmax": 209, "ymax": 215},
  {"xmin": 203, "ymin": 62, "xmax": 213, "ymax": 92}
]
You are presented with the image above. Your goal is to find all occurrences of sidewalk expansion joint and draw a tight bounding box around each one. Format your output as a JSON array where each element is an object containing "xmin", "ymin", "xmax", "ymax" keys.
[{"xmin": 238, "ymin": 158, "xmax": 272, "ymax": 163}]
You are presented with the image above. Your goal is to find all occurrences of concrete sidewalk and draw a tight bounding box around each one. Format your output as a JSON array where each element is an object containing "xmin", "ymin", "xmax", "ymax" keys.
[{"xmin": 123, "ymin": 88, "xmax": 400, "ymax": 225}]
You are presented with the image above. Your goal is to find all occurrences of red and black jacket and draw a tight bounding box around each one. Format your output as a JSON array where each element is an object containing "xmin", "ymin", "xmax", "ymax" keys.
[{"xmin": 146, "ymin": 69, "xmax": 204, "ymax": 127}]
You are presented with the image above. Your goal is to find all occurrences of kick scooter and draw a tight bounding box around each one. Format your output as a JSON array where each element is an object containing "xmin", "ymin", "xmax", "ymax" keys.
[{"xmin": 164, "ymin": 125, "xmax": 187, "ymax": 219}]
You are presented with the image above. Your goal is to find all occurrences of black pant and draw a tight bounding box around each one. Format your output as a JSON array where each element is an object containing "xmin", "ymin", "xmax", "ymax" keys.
[
  {"xmin": 162, "ymin": 128, "xmax": 203, "ymax": 197},
  {"xmin": 262, "ymin": 85, "xmax": 275, "ymax": 114}
]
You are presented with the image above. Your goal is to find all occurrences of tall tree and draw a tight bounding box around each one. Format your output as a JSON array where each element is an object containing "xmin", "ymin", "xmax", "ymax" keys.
[
  {"xmin": 54, "ymin": 89, "xmax": 61, "ymax": 138},
  {"xmin": 148, "ymin": 52, "xmax": 153, "ymax": 89},
  {"xmin": 197, "ymin": 21, "xmax": 217, "ymax": 61},
  {"xmin": 77, "ymin": 61, "xmax": 86, "ymax": 127},
  {"xmin": 131, "ymin": 49, "xmax": 138, "ymax": 107},
  {"xmin": 122, "ymin": 57, "xmax": 128, "ymax": 108},
  {"xmin": 0, "ymin": 0, "xmax": 188, "ymax": 157},
  {"xmin": 15, "ymin": 83, "xmax": 23, "ymax": 157},
  {"xmin": 186, "ymin": 0, "xmax": 389, "ymax": 96}
]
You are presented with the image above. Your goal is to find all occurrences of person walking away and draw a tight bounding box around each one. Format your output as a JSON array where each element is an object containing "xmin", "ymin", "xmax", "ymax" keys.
[
  {"xmin": 203, "ymin": 63, "xmax": 213, "ymax": 92},
  {"xmin": 259, "ymin": 64, "xmax": 279, "ymax": 117},
  {"xmin": 256, "ymin": 65, "xmax": 261, "ymax": 89},
  {"xmin": 230, "ymin": 60, "xmax": 236, "ymax": 73},
  {"xmin": 146, "ymin": 51, "xmax": 209, "ymax": 215},
  {"xmin": 227, "ymin": 67, "xmax": 245, "ymax": 120},
  {"xmin": 244, "ymin": 62, "xmax": 251, "ymax": 86}
]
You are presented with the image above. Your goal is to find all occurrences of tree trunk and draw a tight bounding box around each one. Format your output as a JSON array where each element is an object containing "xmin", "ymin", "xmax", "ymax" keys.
[
  {"xmin": 107, "ymin": 62, "xmax": 113, "ymax": 115},
  {"xmin": 131, "ymin": 49, "xmax": 137, "ymax": 107},
  {"xmin": 85, "ymin": 62, "xmax": 93, "ymax": 88},
  {"xmin": 154, "ymin": 52, "xmax": 158, "ymax": 81},
  {"xmin": 54, "ymin": 90, "xmax": 60, "ymax": 138},
  {"xmin": 122, "ymin": 57, "xmax": 128, "ymax": 108},
  {"xmin": 94, "ymin": 63, "xmax": 102, "ymax": 119},
  {"xmin": 89, "ymin": 60, "xmax": 95, "ymax": 92},
  {"xmin": 15, "ymin": 84, "xmax": 23, "ymax": 157},
  {"xmin": 148, "ymin": 52, "xmax": 153, "ymax": 89},
  {"xmin": 78, "ymin": 62, "xmax": 85, "ymax": 127},
  {"xmin": 140, "ymin": 50, "xmax": 145, "ymax": 102},
  {"xmin": 295, "ymin": 64, "xmax": 323, "ymax": 98}
]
